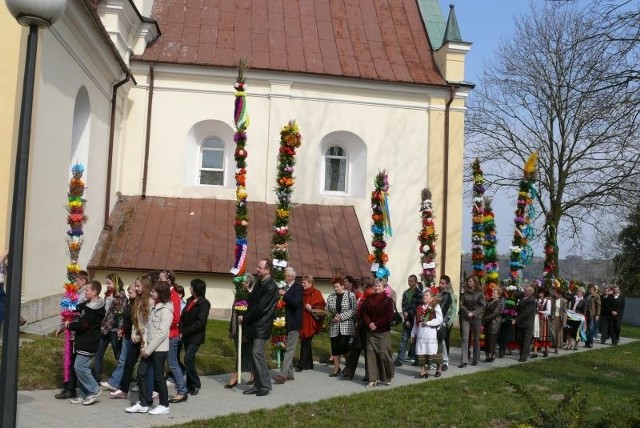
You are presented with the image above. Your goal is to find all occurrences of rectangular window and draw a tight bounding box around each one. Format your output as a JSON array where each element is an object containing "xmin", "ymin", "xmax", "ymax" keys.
[
  {"xmin": 200, "ymin": 170, "xmax": 223, "ymax": 185},
  {"xmin": 325, "ymin": 158, "xmax": 346, "ymax": 191}
]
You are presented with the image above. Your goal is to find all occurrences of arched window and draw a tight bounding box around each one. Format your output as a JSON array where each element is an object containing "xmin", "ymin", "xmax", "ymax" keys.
[
  {"xmin": 200, "ymin": 137, "xmax": 225, "ymax": 185},
  {"xmin": 70, "ymin": 86, "xmax": 90, "ymax": 175},
  {"xmin": 324, "ymin": 145, "xmax": 347, "ymax": 192}
]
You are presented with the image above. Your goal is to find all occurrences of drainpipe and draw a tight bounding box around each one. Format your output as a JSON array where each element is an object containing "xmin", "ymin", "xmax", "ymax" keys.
[
  {"xmin": 142, "ymin": 63, "xmax": 155, "ymax": 199},
  {"xmin": 104, "ymin": 73, "xmax": 131, "ymax": 229},
  {"xmin": 441, "ymin": 84, "xmax": 457, "ymax": 276}
]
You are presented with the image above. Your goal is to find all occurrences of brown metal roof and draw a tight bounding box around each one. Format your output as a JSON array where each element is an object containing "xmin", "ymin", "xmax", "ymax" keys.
[
  {"xmin": 138, "ymin": 0, "xmax": 445, "ymax": 85},
  {"xmin": 88, "ymin": 195, "xmax": 371, "ymax": 280}
]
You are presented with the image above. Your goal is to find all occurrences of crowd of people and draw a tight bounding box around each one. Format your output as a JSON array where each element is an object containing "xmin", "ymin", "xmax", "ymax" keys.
[
  {"xmin": 54, "ymin": 269, "xmax": 210, "ymax": 415},
  {"xmin": 45, "ymin": 257, "xmax": 627, "ymax": 414}
]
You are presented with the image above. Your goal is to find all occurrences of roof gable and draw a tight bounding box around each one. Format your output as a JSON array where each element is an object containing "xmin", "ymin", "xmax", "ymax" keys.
[{"xmin": 138, "ymin": 0, "xmax": 445, "ymax": 85}]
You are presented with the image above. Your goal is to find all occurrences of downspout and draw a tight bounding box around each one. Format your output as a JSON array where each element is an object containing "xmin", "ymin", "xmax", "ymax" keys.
[
  {"xmin": 142, "ymin": 63, "xmax": 155, "ymax": 199},
  {"xmin": 104, "ymin": 72, "xmax": 131, "ymax": 229},
  {"xmin": 441, "ymin": 83, "xmax": 457, "ymax": 276}
]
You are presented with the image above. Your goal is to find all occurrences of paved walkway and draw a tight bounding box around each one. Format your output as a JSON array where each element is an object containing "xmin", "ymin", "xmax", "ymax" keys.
[{"xmin": 13, "ymin": 318, "xmax": 634, "ymax": 427}]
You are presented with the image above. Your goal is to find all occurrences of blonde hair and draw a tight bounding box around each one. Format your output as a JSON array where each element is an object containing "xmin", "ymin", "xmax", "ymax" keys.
[{"xmin": 132, "ymin": 275, "xmax": 152, "ymax": 331}]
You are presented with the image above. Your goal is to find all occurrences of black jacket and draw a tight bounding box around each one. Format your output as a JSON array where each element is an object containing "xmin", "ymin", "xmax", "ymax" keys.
[
  {"xmin": 283, "ymin": 281, "xmax": 303, "ymax": 332},
  {"xmin": 603, "ymin": 294, "xmax": 625, "ymax": 319},
  {"xmin": 180, "ymin": 297, "xmax": 211, "ymax": 345},
  {"xmin": 244, "ymin": 276, "xmax": 279, "ymax": 339},
  {"xmin": 482, "ymin": 298, "xmax": 502, "ymax": 335},
  {"xmin": 514, "ymin": 295, "xmax": 536, "ymax": 329},
  {"xmin": 68, "ymin": 298, "xmax": 106, "ymax": 356}
]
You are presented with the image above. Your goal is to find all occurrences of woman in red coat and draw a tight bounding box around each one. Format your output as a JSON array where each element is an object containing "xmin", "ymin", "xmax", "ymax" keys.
[
  {"xmin": 362, "ymin": 278, "xmax": 394, "ymax": 388},
  {"xmin": 296, "ymin": 275, "xmax": 325, "ymax": 371}
]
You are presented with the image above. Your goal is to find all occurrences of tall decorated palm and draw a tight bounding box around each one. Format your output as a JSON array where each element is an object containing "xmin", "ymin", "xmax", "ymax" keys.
[
  {"xmin": 471, "ymin": 158, "xmax": 485, "ymax": 280},
  {"xmin": 508, "ymin": 152, "xmax": 537, "ymax": 287},
  {"xmin": 230, "ymin": 62, "xmax": 250, "ymax": 380},
  {"xmin": 270, "ymin": 120, "xmax": 302, "ymax": 366},
  {"xmin": 59, "ymin": 163, "xmax": 87, "ymax": 383},
  {"xmin": 418, "ymin": 188, "xmax": 437, "ymax": 287},
  {"xmin": 483, "ymin": 197, "xmax": 499, "ymax": 287},
  {"xmin": 542, "ymin": 222, "xmax": 558, "ymax": 287},
  {"xmin": 369, "ymin": 170, "xmax": 392, "ymax": 279}
]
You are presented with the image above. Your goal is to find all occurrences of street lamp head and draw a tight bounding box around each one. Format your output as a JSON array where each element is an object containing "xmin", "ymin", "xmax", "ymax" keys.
[{"xmin": 5, "ymin": 0, "xmax": 67, "ymax": 27}]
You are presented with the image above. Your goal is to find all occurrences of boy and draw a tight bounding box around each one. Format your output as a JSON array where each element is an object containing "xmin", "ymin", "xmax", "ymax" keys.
[
  {"xmin": 66, "ymin": 279, "xmax": 105, "ymax": 405},
  {"xmin": 55, "ymin": 270, "xmax": 90, "ymax": 399}
]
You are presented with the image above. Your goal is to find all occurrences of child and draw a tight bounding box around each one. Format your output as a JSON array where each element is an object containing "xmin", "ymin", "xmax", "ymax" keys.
[
  {"xmin": 126, "ymin": 281, "xmax": 173, "ymax": 415},
  {"xmin": 94, "ymin": 273, "xmax": 125, "ymax": 382},
  {"xmin": 54, "ymin": 270, "xmax": 90, "ymax": 400},
  {"xmin": 411, "ymin": 288, "xmax": 443, "ymax": 379},
  {"xmin": 66, "ymin": 280, "xmax": 105, "ymax": 405},
  {"xmin": 102, "ymin": 283, "xmax": 136, "ymax": 393}
]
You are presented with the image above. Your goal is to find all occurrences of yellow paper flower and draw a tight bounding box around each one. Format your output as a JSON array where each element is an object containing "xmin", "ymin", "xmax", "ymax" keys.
[{"xmin": 277, "ymin": 209, "xmax": 289, "ymax": 218}]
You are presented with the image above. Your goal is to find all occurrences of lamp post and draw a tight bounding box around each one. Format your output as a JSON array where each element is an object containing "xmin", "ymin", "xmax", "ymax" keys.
[{"xmin": 1, "ymin": 1, "xmax": 66, "ymax": 426}]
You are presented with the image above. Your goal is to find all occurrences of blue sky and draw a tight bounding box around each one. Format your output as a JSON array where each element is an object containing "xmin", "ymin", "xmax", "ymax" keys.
[{"xmin": 448, "ymin": 0, "xmax": 590, "ymax": 258}]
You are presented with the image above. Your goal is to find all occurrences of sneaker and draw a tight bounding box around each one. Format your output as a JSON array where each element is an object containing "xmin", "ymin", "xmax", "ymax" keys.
[
  {"xmin": 152, "ymin": 391, "xmax": 159, "ymax": 400},
  {"xmin": 125, "ymin": 401, "xmax": 149, "ymax": 413},
  {"xmin": 100, "ymin": 381, "xmax": 116, "ymax": 391},
  {"xmin": 70, "ymin": 397, "xmax": 84, "ymax": 404},
  {"xmin": 149, "ymin": 405, "xmax": 170, "ymax": 415},
  {"xmin": 110, "ymin": 389, "xmax": 127, "ymax": 399},
  {"xmin": 82, "ymin": 390, "xmax": 102, "ymax": 405},
  {"xmin": 393, "ymin": 360, "xmax": 402, "ymax": 367},
  {"xmin": 166, "ymin": 377, "xmax": 175, "ymax": 386},
  {"xmin": 130, "ymin": 383, "xmax": 139, "ymax": 392}
]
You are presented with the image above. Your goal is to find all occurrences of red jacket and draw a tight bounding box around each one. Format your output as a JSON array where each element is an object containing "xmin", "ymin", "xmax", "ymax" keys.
[
  {"xmin": 169, "ymin": 287, "xmax": 181, "ymax": 339},
  {"xmin": 300, "ymin": 286, "xmax": 325, "ymax": 339}
]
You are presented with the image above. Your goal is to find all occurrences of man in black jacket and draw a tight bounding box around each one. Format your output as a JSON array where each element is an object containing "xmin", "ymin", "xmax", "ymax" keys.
[
  {"xmin": 603, "ymin": 285, "xmax": 625, "ymax": 345},
  {"xmin": 513, "ymin": 285, "xmax": 536, "ymax": 362},
  {"xmin": 273, "ymin": 267, "xmax": 303, "ymax": 384},
  {"xmin": 242, "ymin": 258, "xmax": 279, "ymax": 396}
]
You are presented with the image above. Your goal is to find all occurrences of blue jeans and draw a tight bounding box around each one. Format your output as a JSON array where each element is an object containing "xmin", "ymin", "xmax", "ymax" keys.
[
  {"xmin": 107, "ymin": 337, "xmax": 131, "ymax": 387},
  {"xmin": 395, "ymin": 325, "xmax": 412, "ymax": 363},
  {"xmin": 168, "ymin": 337, "xmax": 187, "ymax": 394},
  {"xmin": 74, "ymin": 353, "xmax": 99, "ymax": 399},
  {"xmin": 93, "ymin": 331, "xmax": 122, "ymax": 381},
  {"xmin": 586, "ymin": 317, "xmax": 598, "ymax": 345},
  {"xmin": 184, "ymin": 343, "xmax": 202, "ymax": 391}
]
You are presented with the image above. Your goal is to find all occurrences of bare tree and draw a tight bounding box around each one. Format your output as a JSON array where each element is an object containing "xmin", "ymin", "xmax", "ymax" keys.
[{"xmin": 467, "ymin": 3, "xmax": 640, "ymax": 276}]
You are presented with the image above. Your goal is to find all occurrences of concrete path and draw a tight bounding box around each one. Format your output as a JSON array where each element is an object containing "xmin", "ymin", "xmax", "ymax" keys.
[{"xmin": 13, "ymin": 318, "xmax": 633, "ymax": 427}]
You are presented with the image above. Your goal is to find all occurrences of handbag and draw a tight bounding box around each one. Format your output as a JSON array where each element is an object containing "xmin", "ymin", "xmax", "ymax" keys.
[{"xmin": 391, "ymin": 303, "xmax": 403, "ymax": 327}]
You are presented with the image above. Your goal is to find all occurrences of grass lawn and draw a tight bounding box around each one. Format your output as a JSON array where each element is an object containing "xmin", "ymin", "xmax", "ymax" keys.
[{"xmin": 173, "ymin": 324, "xmax": 640, "ymax": 428}]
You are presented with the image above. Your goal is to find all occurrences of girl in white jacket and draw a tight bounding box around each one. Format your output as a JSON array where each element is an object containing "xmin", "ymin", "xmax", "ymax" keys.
[{"xmin": 126, "ymin": 281, "xmax": 173, "ymax": 415}]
